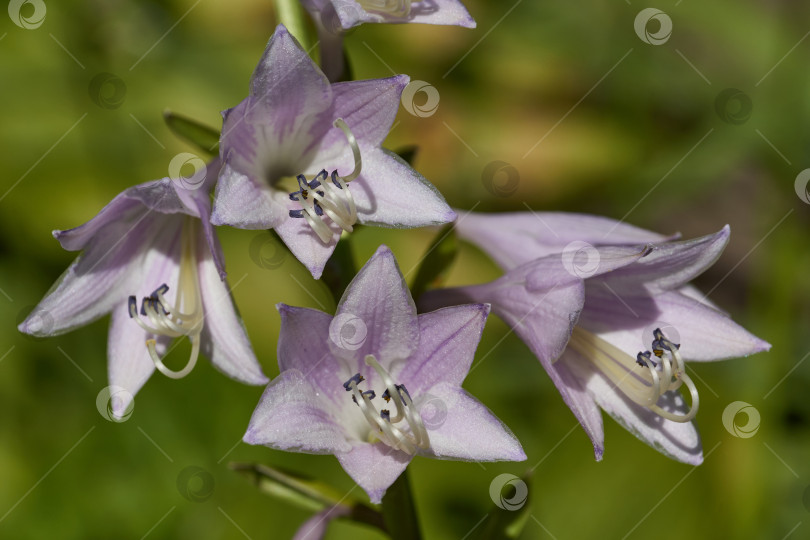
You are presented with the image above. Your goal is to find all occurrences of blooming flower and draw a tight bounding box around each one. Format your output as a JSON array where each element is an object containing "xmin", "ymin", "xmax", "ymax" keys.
[
  {"xmin": 243, "ymin": 245, "xmax": 525, "ymax": 503},
  {"xmin": 300, "ymin": 0, "xmax": 476, "ymax": 80},
  {"xmin": 18, "ymin": 161, "xmax": 267, "ymax": 417},
  {"xmin": 212, "ymin": 25, "xmax": 455, "ymax": 279},
  {"xmin": 421, "ymin": 212, "xmax": 769, "ymax": 464}
]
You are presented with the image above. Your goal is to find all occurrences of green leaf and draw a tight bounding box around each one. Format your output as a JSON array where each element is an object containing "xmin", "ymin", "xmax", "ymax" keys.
[
  {"xmin": 410, "ymin": 224, "xmax": 458, "ymax": 301},
  {"xmin": 395, "ymin": 145, "xmax": 419, "ymax": 166},
  {"xmin": 163, "ymin": 110, "xmax": 220, "ymax": 155},
  {"xmin": 470, "ymin": 473, "xmax": 532, "ymax": 540},
  {"xmin": 381, "ymin": 469, "xmax": 422, "ymax": 540}
]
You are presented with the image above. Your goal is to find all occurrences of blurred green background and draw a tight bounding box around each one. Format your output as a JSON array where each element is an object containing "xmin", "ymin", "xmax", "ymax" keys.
[{"xmin": 1, "ymin": 0, "xmax": 809, "ymax": 538}]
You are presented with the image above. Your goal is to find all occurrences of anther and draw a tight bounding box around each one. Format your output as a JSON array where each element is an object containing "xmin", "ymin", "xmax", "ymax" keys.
[{"xmin": 343, "ymin": 373, "xmax": 364, "ymax": 391}]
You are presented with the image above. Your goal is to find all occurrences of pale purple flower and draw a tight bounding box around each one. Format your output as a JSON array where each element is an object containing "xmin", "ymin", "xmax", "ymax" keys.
[
  {"xmin": 18, "ymin": 162, "xmax": 267, "ymax": 417},
  {"xmin": 422, "ymin": 212, "xmax": 769, "ymax": 464},
  {"xmin": 300, "ymin": 0, "xmax": 476, "ymax": 80},
  {"xmin": 212, "ymin": 25, "xmax": 455, "ymax": 279},
  {"xmin": 243, "ymin": 245, "xmax": 525, "ymax": 503}
]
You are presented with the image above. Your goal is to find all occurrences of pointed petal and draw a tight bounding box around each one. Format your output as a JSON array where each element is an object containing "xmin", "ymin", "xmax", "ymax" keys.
[
  {"xmin": 598, "ymin": 227, "xmax": 731, "ymax": 296},
  {"xmin": 398, "ymin": 304, "xmax": 489, "ymax": 394},
  {"xmin": 419, "ymin": 384, "xmax": 525, "ymax": 462},
  {"xmin": 565, "ymin": 351, "xmax": 703, "ymax": 464},
  {"xmin": 333, "ymin": 246, "xmax": 420, "ymax": 365},
  {"xmin": 106, "ymin": 301, "xmax": 156, "ymax": 419},
  {"xmin": 211, "ymin": 163, "xmax": 287, "ymax": 229},
  {"xmin": 579, "ymin": 288, "xmax": 771, "ymax": 362},
  {"xmin": 244, "ymin": 369, "xmax": 352, "ymax": 454},
  {"xmin": 277, "ymin": 304, "xmax": 346, "ymax": 405},
  {"xmin": 198, "ymin": 244, "xmax": 268, "ymax": 385},
  {"xmin": 293, "ymin": 506, "xmax": 350, "ymax": 540},
  {"xmin": 335, "ymin": 443, "xmax": 412, "ymax": 504},
  {"xmin": 454, "ymin": 211, "xmax": 670, "ymax": 271},
  {"xmin": 274, "ymin": 191, "xmax": 340, "ymax": 280}
]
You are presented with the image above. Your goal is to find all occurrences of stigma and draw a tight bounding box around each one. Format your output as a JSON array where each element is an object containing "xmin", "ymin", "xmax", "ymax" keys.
[
  {"xmin": 127, "ymin": 218, "xmax": 203, "ymax": 379},
  {"xmin": 288, "ymin": 118, "xmax": 360, "ymax": 243},
  {"xmin": 343, "ymin": 355, "xmax": 430, "ymax": 454},
  {"xmin": 567, "ymin": 327, "xmax": 699, "ymax": 423},
  {"xmin": 357, "ymin": 0, "xmax": 411, "ymax": 17}
]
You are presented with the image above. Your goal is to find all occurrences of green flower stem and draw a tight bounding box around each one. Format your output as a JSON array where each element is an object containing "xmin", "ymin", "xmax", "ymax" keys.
[
  {"xmin": 381, "ymin": 469, "xmax": 423, "ymax": 540},
  {"xmin": 274, "ymin": 0, "xmax": 312, "ymax": 51}
]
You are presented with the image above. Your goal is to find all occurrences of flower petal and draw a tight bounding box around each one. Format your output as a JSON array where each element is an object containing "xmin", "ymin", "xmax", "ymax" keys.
[
  {"xmin": 293, "ymin": 506, "xmax": 350, "ymax": 540},
  {"xmin": 397, "ymin": 304, "xmax": 489, "ymax": 394},
  {"xmin": 333, "ymin": 246, "xmax": 420, "ymax": 367},
  {"xmin": 244, "ymin": 369, "xmax": 352, "ymax": 453},
  {"xmin": 564, "ymin": 350, "xmax": 703, "ymax": 465},
  {"xmin": 419, "ymin": 384, "xmax": 525, "ymax": 462},
  {"xmin": 335, "ymin": 442, "xmax": 412, "ymax": 504},
  {"xmin": 454, "ymin": 211, "xmax": 670, "ymax": 271},
  {"xmin": 197, "ymin": 244, "xmax": 268, "ymax": 385},
  {"xmin": 273, "ymin": 191, "xmax": 341, "ymax": 279},
  {"xmin": 211, "ymin": 163, "xmax": 287, "ymax": 229},
  {"xmin": 330, "ymin": 0, "xmax": 476, "ymax": 28}
]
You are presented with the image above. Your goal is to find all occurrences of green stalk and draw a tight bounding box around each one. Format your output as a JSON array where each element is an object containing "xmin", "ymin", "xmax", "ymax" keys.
[
  {"xmin": 381, "ymin": 469, "xmax": 423, "ymax": 540},
  {"xmin": 274, "ymin": 0, "xmax": 312, "ymax": 51}
]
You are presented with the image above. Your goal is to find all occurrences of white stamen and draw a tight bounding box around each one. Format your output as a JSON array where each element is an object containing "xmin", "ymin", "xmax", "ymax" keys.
[
  {"xmin": 567, "ymin": 327, "xmax": 699, "ymax": 422},
  {"xmin": 357, "ymin": 0, "xmax": 411, "ymax": 17},
  {"xmin": 128, "ymin": 218, "xmax": 204, "ymax": 380}
]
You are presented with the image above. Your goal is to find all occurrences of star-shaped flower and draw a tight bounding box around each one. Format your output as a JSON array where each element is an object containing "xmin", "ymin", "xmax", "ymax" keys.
[
  {"xmin": 19, "ymin": 161, "xmax": 267, "ymax": 417},
  {"xmin": 243, "ymin": 245, "xmax": 525, "ymax": 503},
  {"xmin": 212, "ymin": 25, "xmax": 455, "ymax": 279},
  {"xmin": 422, "ymin": 212, "xmax": 769, "ymax": 463}
]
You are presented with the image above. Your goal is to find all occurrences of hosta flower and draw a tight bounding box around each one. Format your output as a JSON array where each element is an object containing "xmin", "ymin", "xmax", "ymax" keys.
[
  {"xmin": 422, "ymin": 212, "xmax": 769, "ymax": 464},
  {"xmin": 300, "ymin": 0, "xmax": 476, "ymax": 80},
  {"xmin": 18, "ymin": 162, "xmax": 267, "ymax": 417},
  {"xmin": 212, "ymin": 25, "xmax": 455, "ymax": 279},
  {"xmin": 243, "ymin": 246, "xmax": 525, "ymax": 503}
]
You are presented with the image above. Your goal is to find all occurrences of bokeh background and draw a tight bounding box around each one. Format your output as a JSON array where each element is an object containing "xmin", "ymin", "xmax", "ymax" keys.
[{"xmin": 2, "ymin": 0, "xmax": 809, "ymax": 538}]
